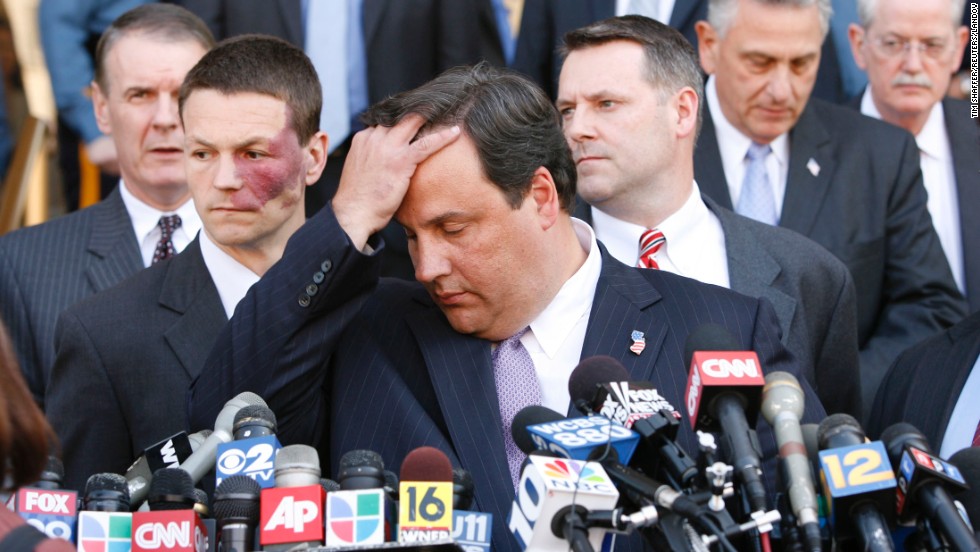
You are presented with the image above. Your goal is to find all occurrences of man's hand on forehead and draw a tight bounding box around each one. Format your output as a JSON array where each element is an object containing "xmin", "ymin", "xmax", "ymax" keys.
[{"xmin": 332, "ymin": 114, "xmax": 460, "ymax": 250}]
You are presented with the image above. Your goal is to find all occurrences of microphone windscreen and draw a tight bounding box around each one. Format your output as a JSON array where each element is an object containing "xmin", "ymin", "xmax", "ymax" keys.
[
  {"xmin": 400, "ymin": 446, "xmax": 452, "ymax": 482},
  {"xmin": 511, "ymin": 405, "xmax": 565, "ymax": 453},
  {"xmin": 817, "ymin": 413, "xmax": 866, "ymax": 449},
  {"xmin": 947, "ymin": 447, "xmax": 980, "ymax": 529},
  {"xmin": 320, "ymin": 478, "xmax": 341, "ymax": 492},
  {"xmin": 337, "ymin": 449, "xmax": 385, "ymax": 490},
  {"xmin": 233, "ymin": 404, "xmax": 277, "ymax": 436},
  {"xmin": 879, "ymin": 422, "xmax": 931, "ymax": 464},
  {"xmin": 83, "ymin": 473, "xmax": 130, "ymax": 511},
  {"xmin": 213, "ymin": 474, "xmax": 261, "ymax": 525},
  {"xmin": 452, "ymin": 468, "xmax": 474, "ymax": 510},
  {"xmin": 567, "ymin": 356, "xmax": 630, "ymax": 404},
  {"xmin": 274, "ymin": 444, "xmax": 321, "ymax": 487},
  {"xmin": 193, "ymin": 488, "xmax": 210, "ymax": 517},
  {"xmin": 683, "ymin": 323, "xmax": 739, "ymax": 369},
  {"xmin": 148, "ymin": 467, "xmax": 196, "ymax": 510},
  {"xmin": 38, "ymin": 456, "xmax": 64, "ymax": 489}
]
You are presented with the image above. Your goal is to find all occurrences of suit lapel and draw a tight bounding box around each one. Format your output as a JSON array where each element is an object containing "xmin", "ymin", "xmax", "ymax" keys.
[
  {"xmin": 405, "ymin": 306, "xmax": 514, "ymax": 523},
  {"xmin": 581, "ymin": 248, "xmax": 666, "ymax": 385},
  {"xmin": 694, "ymin": 111, "xmax": 735, "ymax": 210},
  {"xmin": 707, "ymin": 197, "xmax": 796, "ymax": 342},
  {"xmin": 781, "ymin": 103, "xmax": 836, "ymax": 236},
  {"xmin": 160, "ymin": 239, "xmax": 228, "ymax": 381},
  {"xmin": 935, "ymin": 314, "xmax": 980, "ymax": 450},
  {"xmin": 85, "ymin": 189, "xmax": 143, "ymax": 293},
  {"xmin": 944, "ymin": 99, "xmax": 980, "ymax": 311}
]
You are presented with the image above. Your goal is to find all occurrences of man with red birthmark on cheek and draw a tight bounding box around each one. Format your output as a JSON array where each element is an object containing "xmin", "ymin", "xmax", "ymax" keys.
[{"xmin": 45, "ymin": 35, "xmax": 326, "ymax": 491}]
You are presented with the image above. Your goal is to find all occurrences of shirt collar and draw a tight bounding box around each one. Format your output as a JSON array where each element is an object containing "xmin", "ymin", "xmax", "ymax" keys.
[
  {"xmin": 861, "ymin": 88, "xmax": 948, "ymax": 161},
  {"xmin": 527, "ymin": 218, "xmax": 602, "ymax": 359},
  {"xmin": 118, "ymin": 180, "xmax": 202, "ymax": 242},
  {"xmin": 198, "ymin": 229, "xmax": 261, "ymax": 319},
  {"xmin": 706, "ymin": 76, "xmax": 790, "ymax": 166}
]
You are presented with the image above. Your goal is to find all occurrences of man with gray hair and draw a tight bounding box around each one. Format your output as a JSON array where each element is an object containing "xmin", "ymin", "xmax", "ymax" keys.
[
  {"xmin": 848, "ymin": 0, "xmax": 978, "ymax": 313},
  {"xmin": 557, "ymin": 15, "xmax": 861, "ymax": 416},
  {"xmin": 692, "ymin": 0, "xmax": 967, "ymax": 420}
]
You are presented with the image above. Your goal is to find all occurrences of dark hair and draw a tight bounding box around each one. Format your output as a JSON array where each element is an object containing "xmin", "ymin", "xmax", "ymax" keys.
[
  {"xmin": 562, "ymin": 15, "xmax": 705, "ymax": 137},
  {"xmin": 0, "ymin": 321, "xmax": 55, "ymax": 491},
  {"xmin": 362, "ymin": 62, "xmax": 576, "ymax": 211},
  {"xmin": 94, "ymin": 3, "xmax": 215, "ymax": 91},
  {"xmin": 179, "ymin": 34, "xmax": 322, "ymax": 144}
]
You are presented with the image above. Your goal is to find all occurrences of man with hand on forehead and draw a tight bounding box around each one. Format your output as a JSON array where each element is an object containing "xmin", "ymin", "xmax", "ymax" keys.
[
  {"xmin": 189, "ymin": 62, "xmax": 826, "ymax": 551},
  {"xmin": 46, "ymin": 34, "xmax": 327, "ymax": 491}
]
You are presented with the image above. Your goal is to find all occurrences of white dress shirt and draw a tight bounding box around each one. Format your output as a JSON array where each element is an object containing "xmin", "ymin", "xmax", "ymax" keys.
[
  {"xmin": 590, "ymin": 181, "xmax": 730, "ymax": 289},
  {"xmin": 199, "ymin": 230, "xmax": 261, "ymax": 319},
  {"xmin": 861, "ymin": 90, "xmax": 964, "ymax": 294},
  {"xmin": 940, "ymin": 352, "xmax": 980, "ymax": 458},
  {"xmin": 119, "ymin": 181, "xmax": 202, "ymax": 268},
  {"xmin": 706, "ymin": 76, "xmax": 790, "ymax": 221},
  {"xmin": 517, "ymin": 218, "xmax": 602, "ymax": 414}
]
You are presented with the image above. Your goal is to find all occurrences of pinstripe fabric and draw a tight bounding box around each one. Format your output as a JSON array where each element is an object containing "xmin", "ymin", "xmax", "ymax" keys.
[
  {"xmin": 0, "ymin": 188, "xmax": 143, "ymax": 406},
  {"xmin": 188, "ymin": 205, "xmax": 827, "ymax": 552},
  {"xmin": 45, "ymin": 239, "xmax": 226, "ymax": 491}
]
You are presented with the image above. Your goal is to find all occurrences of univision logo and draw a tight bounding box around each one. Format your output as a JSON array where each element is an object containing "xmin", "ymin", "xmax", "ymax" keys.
[
  {"xmin": 78, "ymin": 513, "xmax": 131, "ymax": 552},
  {"xmin": 326, "ymin": 491, "xmax": 384, "ymax": 545}
]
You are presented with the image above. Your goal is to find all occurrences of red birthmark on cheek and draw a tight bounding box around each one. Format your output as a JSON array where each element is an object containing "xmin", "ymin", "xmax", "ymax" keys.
[{"xmin": 230, "ymin": 126, "xmax": 304, "ymax": 210}]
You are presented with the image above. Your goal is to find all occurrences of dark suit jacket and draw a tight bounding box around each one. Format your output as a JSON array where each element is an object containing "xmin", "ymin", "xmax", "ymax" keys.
[
  {"xmin": 0, "ymin": 188, "xmax": 142, "ymax": 408},
  {"xmin": 694, "ymin": 98, "xmax": 968, "ymax": 420},
  {"xmin": 188, "ymin": 205, "xmax": 827, "ymax": 552},
  {"xmin": 46, "ymin": 238, "xmax": 226, "ymax": 491},
  {"xmin": 847, "ymin": 95, "xmax": 980, "ymax": 312},
  {"xmin": 178, "ymin": 0, "xmax": 505, "ymax": 105},
  {"xmin": 574, "ymin": 196, "xmax": 861, "ymax": 416},
  {"xmin": 868, "ymin": 310, "xmax": 980, "ymax": 452}
]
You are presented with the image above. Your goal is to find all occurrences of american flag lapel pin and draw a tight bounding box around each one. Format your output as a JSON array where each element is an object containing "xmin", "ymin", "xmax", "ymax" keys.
[
  {"xmin": 807, "ymin": 158, "xmax": 820, "ymax": 177},
  {"xmin": 629, "ymin": 330, "xmax": 646, "ymax": 355}
]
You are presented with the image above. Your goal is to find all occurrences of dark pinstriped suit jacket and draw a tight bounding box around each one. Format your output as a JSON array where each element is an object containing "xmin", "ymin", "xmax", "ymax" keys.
[
  {"xmin": 868, "ymin": 311, "xmax": 980, "ymax": 451},
  {"xmin": 188, "ymin": 205, "xmax": 827, "ymax": 552},
  {"xmin": 46, "ymin": 239, "xmax": 226, "ymax": 491},
  {"xmin": 0, "ymin": 188, "xmax": 142, "ymax": 407}
]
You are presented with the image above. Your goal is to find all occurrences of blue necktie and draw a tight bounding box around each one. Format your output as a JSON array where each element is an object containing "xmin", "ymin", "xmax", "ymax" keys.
[{"xmin": 737, "ymin": 142, "xmax": 778, "ymax": 226}]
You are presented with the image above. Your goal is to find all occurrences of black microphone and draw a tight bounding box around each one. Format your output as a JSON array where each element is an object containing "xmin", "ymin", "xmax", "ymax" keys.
[
  {"xmin": 880, "ymin": 423, "xmax": 979, "ymax": 551},
  {"xmin": 33, "ymin": 456, "xmax": 64, "ymax": 490},
  {"xmin": 948, "ymin": 447, "xmax": 980, "ymax": 539},
  {"xmin": 684, "ymin": 324, "xmax": 768, "ymax": 514},
  {"xmin": 147, "ymin": 468, "xmax": 198, "ymax": 511},
  {"xmin": 568, "ymin": 355, "xmax": 698, "ymax": 487},
  {"xmin": 82, "ymin": 473, "xmax": 130, "ymax": 512},
  {"xmin": 452, "ymin": 467, "xmax": 474, "ymax": 510},
  {"xmin": 817, "ymin": 414, "xmax": 895, "ymax": 552},
  {"xmin": 337, "ymin": 449, "xmax": 386, "ymax": 490},
  {"xmin": 232, "ymin": 404, "xmax": 277, "ymax": 439},
  {"xmin": 213, "ymin": 475, "xmax": 261, "ymax": 552}
]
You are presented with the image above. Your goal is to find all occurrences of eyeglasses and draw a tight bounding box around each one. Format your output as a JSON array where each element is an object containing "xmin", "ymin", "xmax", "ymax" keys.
[{"xmin": 871, "ymin": 36, "xmax": 950, "ymax": 60}]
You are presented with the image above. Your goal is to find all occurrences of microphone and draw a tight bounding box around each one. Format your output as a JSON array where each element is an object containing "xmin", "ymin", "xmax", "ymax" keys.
[
  {"xmin": 816, "ymin": 413, "xmax": 896, "ymax": 552},
  {"xmin": 337, "ymin": 449, "xmax": 386, "ymax": 490},
  {"xmin": 133, "ymin": 468, "xmax": 208, "ymax": 551},
  {"xmin": 508, "ymin": 453, "xmax": 620, "ymax": 552},
  {"xmin": 398, "ymin": 446, "xmax": 454, "ymax": 543},
  {"xmin": 761, "ymin": 371, "xmax": 821, "ymax": 552},
  {"xmin": 213, "ymin": 475, "xmax": 261, "ymax": 552},
  {"xmin": 948, "ymin": 447, "xmax": 980, "ymax": 539},
  {"xmin": 78, "ymin": 474, "xmax": 134, "ymax": 551},
  {"xmin": 453, "ymin": 467, "xmax": 474, "ymax": 510},
  {"xmin": 683, "ymin": 324, "xmax": 767, "ymax": 513},
  {"xmin": 179, "ymin": 392, "xmax": 267, "ymax": 485},
  {"xmin": 32, "ymin": 456, "xmax": 65, "ymax": 490},
  {"xmin": 513, "ymin": 405, "xmax": 700, "ymax": 519},
  {"xmin": 192, "ymin": 489, "xmax": 216, "ymax": 552},
  {"xmin": 13, "ymin": 484, "xmax": 78, "ymax": 542},
  {"xmin": 450, "ymin": 467, "xmax": 493, "ymax": 552},
  {"xmin": 880, "ymin": 423, "xmax": 979, "ymax": 551},
  {"xmin": 260, "ymin": 444, "xmax": 325, "ymax": 549},
  {"xmin": 568, "ymin": 356, "xmax": 697, "ymax": 487},
  {"xmin": 216, "ymin": 405, "xmax": 281, "ymax": 488},
  {"xmin": 127, "ymin": 430, "xmax": 211, "ymax": 510}
]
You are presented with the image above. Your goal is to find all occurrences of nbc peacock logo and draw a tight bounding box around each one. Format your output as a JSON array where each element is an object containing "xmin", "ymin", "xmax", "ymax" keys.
[{"xmin": 541, "ymin": 459, "xmax": 605, "ymax": 484}]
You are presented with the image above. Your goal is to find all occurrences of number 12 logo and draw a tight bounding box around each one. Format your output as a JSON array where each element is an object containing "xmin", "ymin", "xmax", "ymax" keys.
[{"xmin": 819, "ymin": 441, "xmax": 897, "ymax": 496}]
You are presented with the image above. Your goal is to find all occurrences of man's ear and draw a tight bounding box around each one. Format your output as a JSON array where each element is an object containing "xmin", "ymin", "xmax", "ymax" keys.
[
  {"xmin": 92, "ymin": 81, "xmax": 112, "ymax": 135},
  {"xmin": 848, "ymin": 23, "xmax": 870, "ymax": 71},
  {"xmin": 674, "ymin": 87, "xmax": 699, "ymax": 140},
  {"xmin": 695, "ymin": 20, "xmax": 720, "ymax": 75},
  {"xmin": 528, "ymin": 166, "xmax": 561, "ymax": 230},
  {"xmin": 304, "ymin": 131, "xmax": 329, "ymax": 186}
]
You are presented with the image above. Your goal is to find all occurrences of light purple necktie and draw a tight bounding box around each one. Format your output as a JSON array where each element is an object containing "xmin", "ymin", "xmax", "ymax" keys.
[
  {"xmin": 493, "ymin": 327, "xmax": 541, "ymax": 488},
  {"xmin": 737, "ymin": 142, "xmax": 778, "ymax": 226}
]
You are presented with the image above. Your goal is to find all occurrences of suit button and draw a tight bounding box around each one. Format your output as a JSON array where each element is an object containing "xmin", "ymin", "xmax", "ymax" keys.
[
  {"xmin": 306, "ymin": 283, "xmax": 318, "ymax": 296},
  {"xmin": 321, "ymin": 260, "xmax": 332, "ymax": 273},
  {"xmin": 313, "ymin": 271, "xmax": 325, "ymax": 284},
  {"xmin": 298, "ymin": 294, "xmax": 311, "ymax": 307}
]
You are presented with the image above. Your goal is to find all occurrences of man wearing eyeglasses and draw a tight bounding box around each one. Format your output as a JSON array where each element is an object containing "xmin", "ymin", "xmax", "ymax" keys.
[
  {"xmin": 692, "ymin": 0, "xmax": 968, "ymax": 422},
  {"xmin": 848, "ymin": 0, "xmax": 979, "ymax": 315}
]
